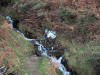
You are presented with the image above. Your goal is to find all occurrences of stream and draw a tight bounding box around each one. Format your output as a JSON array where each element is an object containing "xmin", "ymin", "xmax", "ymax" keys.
[{"xmin": 6, "ymin": 16, "xmax": 70, "ymax": 75}]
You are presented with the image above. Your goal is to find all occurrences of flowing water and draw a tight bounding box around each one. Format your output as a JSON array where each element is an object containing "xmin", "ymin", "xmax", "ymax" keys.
[{"xmin": 6, "ymin": 16, "xmax": 70, "ymax": 75}]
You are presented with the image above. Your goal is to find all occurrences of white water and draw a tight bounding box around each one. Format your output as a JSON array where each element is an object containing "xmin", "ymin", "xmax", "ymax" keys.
[
  {"xmin": 6, "ymin": 16, "xmax": 70, "ymax": 75},
  {"xmin": 0, "ymin": 65, "xmax": 6, "ymax": 75}
]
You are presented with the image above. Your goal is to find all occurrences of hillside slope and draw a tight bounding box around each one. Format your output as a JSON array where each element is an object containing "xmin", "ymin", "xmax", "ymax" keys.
[
  {"xmin": 0, "ymin": 0, "xmax": 100, "ymax": 75},
  {"xmin": 0, "ymin": 16, "xmax": 38, "ymax": 75},
  {"xmin": 0, "ymin": 16, "xmax": 63, "ymax": 75}
]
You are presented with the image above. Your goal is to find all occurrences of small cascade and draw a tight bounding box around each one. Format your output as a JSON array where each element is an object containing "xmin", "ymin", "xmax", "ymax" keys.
[{"xmin": 6, "ymin": 16, "xmax": 70, "ymax": 75}]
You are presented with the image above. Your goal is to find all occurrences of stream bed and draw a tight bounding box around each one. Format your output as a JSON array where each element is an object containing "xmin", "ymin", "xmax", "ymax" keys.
[{"xmin": 6, "ymin": 16, "xmax": 78, "ymax": 75}]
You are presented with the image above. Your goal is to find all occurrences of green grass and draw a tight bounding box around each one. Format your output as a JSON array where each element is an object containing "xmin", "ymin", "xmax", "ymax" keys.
[
  {"xmin": 58, "ymin": 36, "xmax": 100, "ymax": 75},
  {"xmin": 38, "ymin": 56, "xmax": 63, "ymax": 75},
  {"xmin": 55, "ymin": 69, "xmax": 63, "ymax": 75},
  {"xmin": 0, "ymin": 24, "xmax": 35, "ymax": 75},
  {"xmin": 8, "ymin": 30, "xmax": 35, "ymax": 75},
  {"xmin": 38, "ymin": 56, "xmax": 50, "ymax": 75}
]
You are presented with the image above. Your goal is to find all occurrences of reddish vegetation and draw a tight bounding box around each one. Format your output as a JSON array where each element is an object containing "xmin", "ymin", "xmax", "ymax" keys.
[
  {"xmin": 17, "ymin": 0, "xmax": 76, "ymax": 35},
  {"xmin": 0, "ymin": 21, "xmax": 17, "ymax": 69},
  {"xmin": 46, "ymin": 62, "xmax": 58, "ymax": 75},
  {"xmin": 0, "ymin": 21, "xmax": 11, "ymax": 41},
  {"xmin": 0, "ymin": 47, "xmax": 16, "ymax": 68},
  {"xmin": 43, "ymin": 0, "xmax": 100, "ymax": 16},
  {"xmin": 18, "ymin": 0, "xmax": 100, "ymax": 35},
  {"xmin": 45, "ymin": 11, "xmax": 74, "ymax": 32},
  {"xmin": 51, "ymin": 66, "xmax": 55, "ymax": 75},
  {"xmin": 1, "ymin": 21, "xmax": 10, "ymax": 29},
  {"xmin": 54, "ymin": 0, "xmax": 100, "ymax": 17}
]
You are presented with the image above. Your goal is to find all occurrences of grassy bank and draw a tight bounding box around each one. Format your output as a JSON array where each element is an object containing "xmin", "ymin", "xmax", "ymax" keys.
[
  {"xmin": 58, "ymin": 36, "xmax": 100, "ymax": 75},
  {"xmin": 0, "ymin": 16, "xmax": 63, "ymax": 75},
  {"xmin": 0, "ymin": 17, "xmax": 35, "ymax": 75},
  {"xmin": 38, "ymin": 56, "xmax": 63, "ymax": 75}
]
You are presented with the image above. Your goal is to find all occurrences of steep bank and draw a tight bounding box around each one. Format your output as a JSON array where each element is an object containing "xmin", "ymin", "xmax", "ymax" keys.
[
  {"xmin": 0, "ymin": 15, "xmax": 67, "ymax": 75},
  {"xmin": 0, "ymin": 16, "xmax": 38, "ymax": 75},
  {"xmin": 6, "ymin": 15, "xmax": 71, "ymax": 75}
]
